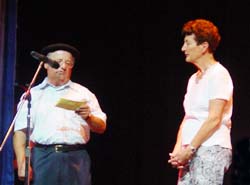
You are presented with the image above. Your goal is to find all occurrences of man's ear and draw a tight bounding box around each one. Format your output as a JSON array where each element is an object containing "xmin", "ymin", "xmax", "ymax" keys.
[{"xmin": 44, "ymin": 63, "xmax": 49, "ymax": 69}]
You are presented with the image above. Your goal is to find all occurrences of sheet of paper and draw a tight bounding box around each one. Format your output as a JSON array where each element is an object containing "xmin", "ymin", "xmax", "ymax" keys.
[{"xmin": 55, "ymin": 98, "xmax": 87, "ymax": 110}]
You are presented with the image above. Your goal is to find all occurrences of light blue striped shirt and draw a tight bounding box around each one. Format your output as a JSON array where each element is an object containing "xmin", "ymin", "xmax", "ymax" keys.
[{"xmin": 14, "ymin": 78, "xmax": 107, "ymax": 144}]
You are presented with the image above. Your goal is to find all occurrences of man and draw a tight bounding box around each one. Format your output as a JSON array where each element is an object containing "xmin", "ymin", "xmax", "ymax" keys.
[{"xmin": 13, "ymin": 43, "xmax": 107, "ymax": 185}]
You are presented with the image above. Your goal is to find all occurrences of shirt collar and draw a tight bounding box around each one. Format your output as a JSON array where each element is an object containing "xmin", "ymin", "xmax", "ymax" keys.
[{"xmin": 38, "ymin": 77, "xmax": 73, "ymax": 90}]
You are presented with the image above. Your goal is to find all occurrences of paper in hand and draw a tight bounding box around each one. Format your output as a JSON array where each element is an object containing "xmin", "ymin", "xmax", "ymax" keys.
[{"xmin": 55, "ymin": 98, "xmax": 87, "ymax": 110}]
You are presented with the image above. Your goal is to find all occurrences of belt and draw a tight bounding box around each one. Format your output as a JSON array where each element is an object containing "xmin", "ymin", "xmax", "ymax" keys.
[{"xmin": 34, "ymin": 143, "xmax": 86, "ymax": 153}]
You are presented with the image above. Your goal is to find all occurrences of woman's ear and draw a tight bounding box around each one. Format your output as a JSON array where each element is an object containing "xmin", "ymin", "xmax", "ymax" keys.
[{"xmin": 201, "ymin": 41, "xmax": 209, "ymax": 53}]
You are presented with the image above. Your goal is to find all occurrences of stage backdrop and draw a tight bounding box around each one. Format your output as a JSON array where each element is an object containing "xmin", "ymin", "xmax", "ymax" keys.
[{"xmin": 0, "ymin": 0, "xmax": 17, "ymax": 184}]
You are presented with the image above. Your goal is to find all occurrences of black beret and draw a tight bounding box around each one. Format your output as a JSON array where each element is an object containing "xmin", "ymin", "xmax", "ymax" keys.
[{"xmin": 41, "ymin": 43, "xmax": 80, "ymax": 62}]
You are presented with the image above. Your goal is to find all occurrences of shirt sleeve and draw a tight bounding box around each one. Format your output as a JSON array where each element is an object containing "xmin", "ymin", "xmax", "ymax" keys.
[
  {"xmin": 88, "ymin": 92, "xmax": 107, "ymax": 123},
  {"xmin": 208, "ymin": 69, "xmax": 233, "ymax": 101},
  {"xmin": 14, "ymin": 94, "xmax": 34, "ymax": 131}
]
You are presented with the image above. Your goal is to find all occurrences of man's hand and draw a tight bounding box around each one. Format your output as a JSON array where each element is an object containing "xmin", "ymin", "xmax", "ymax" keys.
[
  {"xmin": 17, "ymin": 159, "xmax": 33, "ymax": 181},
  {"xmin": 75, "ymin": 104, "xmax": 91, "ymax": 120}
]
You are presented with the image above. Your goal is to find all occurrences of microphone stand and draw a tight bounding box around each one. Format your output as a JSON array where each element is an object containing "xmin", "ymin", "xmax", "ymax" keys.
[{"xmin": 0, "ymin": 61, "xmax": 45, "ymax": 185}]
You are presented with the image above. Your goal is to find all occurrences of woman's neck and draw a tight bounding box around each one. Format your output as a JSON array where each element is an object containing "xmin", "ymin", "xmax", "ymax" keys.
[{"xmin": 196, "ymin": 53, "xmax": 217, "ymax": 73}]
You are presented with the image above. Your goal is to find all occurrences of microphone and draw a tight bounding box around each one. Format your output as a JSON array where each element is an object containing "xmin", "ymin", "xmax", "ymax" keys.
[{"xmin": 30, "ymin": 51, "xmax": 60, "ymax": 69}]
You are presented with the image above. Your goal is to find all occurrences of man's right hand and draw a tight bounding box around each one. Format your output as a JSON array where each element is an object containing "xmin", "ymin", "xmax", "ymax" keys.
[{"xmin": 17, "ymin": 159, "xmax": 33, "ymax": 181}]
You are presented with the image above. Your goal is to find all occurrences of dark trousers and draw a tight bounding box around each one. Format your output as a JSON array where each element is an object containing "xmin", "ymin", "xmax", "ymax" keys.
[{"xmin": 31, "ymin": 146, "xmax": 91, "ymax": 185}]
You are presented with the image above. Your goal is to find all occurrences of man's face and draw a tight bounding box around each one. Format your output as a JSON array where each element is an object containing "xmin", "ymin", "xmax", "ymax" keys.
[{"xmin": 44, "ymin": 50, "xmax": 75, "ymax": 86}]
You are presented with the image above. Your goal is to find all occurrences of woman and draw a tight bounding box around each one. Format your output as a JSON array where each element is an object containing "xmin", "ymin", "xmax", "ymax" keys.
[{"xmin": 168, "ymin": 19, "xmax": 233, "ymax": 185}]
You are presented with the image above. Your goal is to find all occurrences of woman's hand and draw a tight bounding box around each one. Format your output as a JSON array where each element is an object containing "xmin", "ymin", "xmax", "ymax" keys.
[{"xmin": 168, "ymin": 146, "xmax": 194, "ymax": 169}]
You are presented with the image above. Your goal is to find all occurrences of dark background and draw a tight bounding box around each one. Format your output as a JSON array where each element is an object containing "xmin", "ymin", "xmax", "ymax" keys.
[{"xmin": 15, "ymin": 0, "xmax": 250, "ymax": 185}]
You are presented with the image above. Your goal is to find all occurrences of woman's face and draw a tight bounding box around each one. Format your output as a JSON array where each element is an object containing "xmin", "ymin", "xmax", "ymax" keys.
[{"xmin": 181, "ymin": 34, "xmax": 204, "ymax": 63}]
